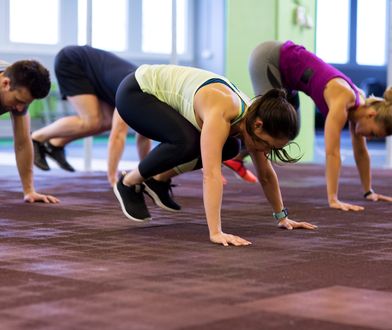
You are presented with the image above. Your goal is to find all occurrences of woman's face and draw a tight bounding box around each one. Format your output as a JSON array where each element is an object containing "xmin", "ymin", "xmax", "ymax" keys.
[
  {"xmin": 242, "ymin": 120, "xmax": 289, "ymax": 154},
  {"xmin": 354, "ymin": 108, "xmax": 386, "ymax": 138}
]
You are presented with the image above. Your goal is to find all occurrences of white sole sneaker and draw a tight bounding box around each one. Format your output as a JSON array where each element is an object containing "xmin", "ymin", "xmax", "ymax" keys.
[
  {"xmin": 113, "ymin": 184, "xmax": 151, "ymax": 222},
  {"xmin": 143, "ymin": 183, "xmax": 180, "ymax": 213}
]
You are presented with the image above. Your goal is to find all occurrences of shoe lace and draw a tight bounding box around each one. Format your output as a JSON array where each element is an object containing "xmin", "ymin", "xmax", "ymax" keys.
[
  {"xmin": 168, "ymin": 183, "xmax": 177, "ymax": 197},
  {"xmin": 148, "ymin": 179, "xmax": 178, "ymax": 198},
  {"xmin": 37, "ymin": 143, "xmax": 47, "ymax": 157},
  {"xmin": 160, "ymin": 180, "xmax": 177, "ymax": 197}
]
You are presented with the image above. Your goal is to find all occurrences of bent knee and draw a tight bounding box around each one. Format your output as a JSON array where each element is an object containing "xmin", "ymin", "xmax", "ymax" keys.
[
  {"xmin": 177, "ymin": 142, "xmax": 200, "ymax": 160},
  {"xmin": 78, "ymin": 116, "xmax": 102, "ymax": 133}
]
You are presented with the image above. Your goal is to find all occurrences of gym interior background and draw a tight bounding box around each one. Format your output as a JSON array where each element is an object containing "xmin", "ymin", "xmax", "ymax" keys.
[
  {"xmin": 0, "ymin": 1, "xmax": 392, "ymax": 329},
  {"xmin": 0, "ymin": 0, "xmax": 390, "ymax": 164}
]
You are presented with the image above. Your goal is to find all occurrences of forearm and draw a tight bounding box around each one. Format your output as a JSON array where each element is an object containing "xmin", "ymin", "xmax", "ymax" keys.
[
  {"xmin": 252, "ymin": 155, "xmax": 284, "ymax": 213},
  {"xmin": 203, "ymin": 173, "xmax": 224, "ymax": 236},
  {"xmin": 15, "ymin": 143, "xmax": 34, "ymax": 195},
  {"xmin": 354, "ymin": 151, "xmax": 372, "ymax": 192},
  {"xmin": 325, "ymin": 154, "xmax": 341, "ymax": 203},
  {"xmin": 259, "ymin": 172, "xmax": 284, "ymax": 213}
]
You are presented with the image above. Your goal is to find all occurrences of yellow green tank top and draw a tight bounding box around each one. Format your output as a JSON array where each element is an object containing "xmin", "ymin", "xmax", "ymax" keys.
[{"xmin": 135, "ymin": 64, "xmax": 250, "ymax": 131}]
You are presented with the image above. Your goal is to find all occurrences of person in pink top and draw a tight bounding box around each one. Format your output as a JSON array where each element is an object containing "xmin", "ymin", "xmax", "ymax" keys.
[{"xmin": 248, "ymin": 40, "xmax": 392, "ymax": 211}]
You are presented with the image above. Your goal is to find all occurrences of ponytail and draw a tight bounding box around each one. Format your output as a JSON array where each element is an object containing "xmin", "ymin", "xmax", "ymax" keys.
[{"xmin": 245, "ymin": 88, "xmax": 301, "ymax": 163}]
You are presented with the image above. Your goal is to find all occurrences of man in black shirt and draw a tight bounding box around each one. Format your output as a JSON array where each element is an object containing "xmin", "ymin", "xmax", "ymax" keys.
[
  {"xmin": 0, "ymin": 59, "xmax": 59, "ymax": 203},
  {"xmin": 31, "ymin": 46, "xmax": 150, "ymax": 176}
]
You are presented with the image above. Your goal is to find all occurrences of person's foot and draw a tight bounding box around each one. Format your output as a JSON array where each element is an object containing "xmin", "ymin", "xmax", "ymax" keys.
[
  {"xmin": 223, "ymin": 159, "xmax": 258, "ymax": 183},
  {"xmin": 45, "ymin": 142, "xmax": 75, "ymax": 172},
  {"xmin": 113, "ymin": 177, "xmax": 151, "ymax": 222},
  {"xmin": 32, "ymin": 139, "xmax": 50, "ymax": 171},
  {"xmin": 143, "ymin": 178, "xmax": 181, "ymax": 212}
]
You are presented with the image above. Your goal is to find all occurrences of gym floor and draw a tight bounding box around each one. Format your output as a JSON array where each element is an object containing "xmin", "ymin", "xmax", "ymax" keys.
[{"xmin": 0, "ymin": 133, "xmax": 391, "ymax": 329}]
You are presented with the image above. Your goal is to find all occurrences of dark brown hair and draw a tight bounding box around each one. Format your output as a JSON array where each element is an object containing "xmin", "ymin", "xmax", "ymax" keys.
[
  {"xmin": 4, "ymin": 60, "xmax": 50, "ymax": 99},
  {"xmin": 245, "ymin": 88, "xmax": 301, "ymax": 163}
]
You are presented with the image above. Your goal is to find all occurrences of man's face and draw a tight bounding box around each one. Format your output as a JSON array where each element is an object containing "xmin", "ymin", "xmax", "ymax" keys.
[{"xmin": 0, "ymin": 77, "xmax": 34, "ymax": 112}]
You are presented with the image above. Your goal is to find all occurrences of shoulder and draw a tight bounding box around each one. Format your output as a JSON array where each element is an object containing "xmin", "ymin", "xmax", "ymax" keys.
[
  {"xmin": 196, "ymin": 84, "xmax": 236, "ymax": 108},
  {"xmin": 325, "ymin": 78, "xmax": 357, "ymax": 108},
  {"xmin": 195, "ymin": 83, "xmax": 240, "ymax": 118}
]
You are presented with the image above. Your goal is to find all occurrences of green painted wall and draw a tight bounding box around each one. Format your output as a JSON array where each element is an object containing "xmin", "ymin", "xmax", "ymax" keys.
[
  {"xmin": 225, "ymin": 0, "xmax": 316, "ymax": 162},
  {"xmin": 226, "ymin": 0, "xmax": 277, "ymax": 96}
]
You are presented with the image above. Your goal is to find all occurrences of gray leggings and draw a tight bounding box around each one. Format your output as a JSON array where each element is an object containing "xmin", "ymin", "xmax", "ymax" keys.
[
  {"xmin": 248, "ymin": 41, "xmax": 283, "ymax": 96},
  {"xmin": 248, "ymin": 40, "xmax": 300, "ymax": 111}
]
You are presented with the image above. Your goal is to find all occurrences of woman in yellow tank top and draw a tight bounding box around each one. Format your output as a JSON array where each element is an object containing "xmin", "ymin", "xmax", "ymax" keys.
[{"xmin": 112, "ymin": 65, "xmax": 317, "ymax": 247}]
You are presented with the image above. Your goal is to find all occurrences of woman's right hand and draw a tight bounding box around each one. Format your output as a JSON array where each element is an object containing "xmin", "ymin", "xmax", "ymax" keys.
[
  {"xmin": 329, "ymin": 199, "xmax": 364, "ymax": 211},
  {"xmin": 210, "ymin": 232, "xmax": 252, "ymax": 247}
]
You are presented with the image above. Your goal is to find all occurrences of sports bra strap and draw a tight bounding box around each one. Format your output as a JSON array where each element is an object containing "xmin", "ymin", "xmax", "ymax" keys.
[{"xmin": 196, "ymin": 78, "xmax": 246, "ymax": 124}]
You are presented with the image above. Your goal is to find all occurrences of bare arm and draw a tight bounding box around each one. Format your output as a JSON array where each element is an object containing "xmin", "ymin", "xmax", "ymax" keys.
[
  {"xmin": 349, "ymin": 121, "xmax": 371, "ymax": 192},
  {"xmin": 324, "ymin": 101, "xmax": 363, "ymax": 211},
  {"xmin": 200, "ymin": 110, "xmax": 228, "ymax": 239},
  {"xmin": 250, "ymin": 151, "xmax": 316, "ymax": 230},
  {"xmin": 197, "ymin": 89, "xmax": 251, "ymax": 246},
  {"xmin": 201, "ymin": 110, "xmax": 252, "ymax": 245},
  {"xmin": 11, "ymin": 113, "xmax": 59, "ymax": 203},
  {"xmin": 107, "ymin": 109, "xmax": 129, "ymax": 186},
  {"xmin": 12, "ymin": 113, "xmax": 34, "ymax": 194},
  {"xmin": 350, "ymin": 122, "xmax": 392, "ymax": 203},
  {"xmin": 250, "ymin": 152, "xmax": 283, "ymax": 210}
]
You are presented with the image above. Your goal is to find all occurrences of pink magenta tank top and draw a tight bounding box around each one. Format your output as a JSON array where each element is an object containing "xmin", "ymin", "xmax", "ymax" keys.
[{"xmin": 279, "ymin": 40, "xmax": 360, "ymax": 117}]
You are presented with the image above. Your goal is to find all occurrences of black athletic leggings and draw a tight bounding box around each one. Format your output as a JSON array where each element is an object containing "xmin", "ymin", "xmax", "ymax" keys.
[{"xmin": 115, "ymin": 73, "xmax": 240, "ymax": 179}]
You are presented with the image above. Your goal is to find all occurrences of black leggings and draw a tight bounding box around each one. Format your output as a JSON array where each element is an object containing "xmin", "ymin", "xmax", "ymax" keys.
[{"xmin": 115, "ymin": 73, "xmax": 240, "ymax": 179}]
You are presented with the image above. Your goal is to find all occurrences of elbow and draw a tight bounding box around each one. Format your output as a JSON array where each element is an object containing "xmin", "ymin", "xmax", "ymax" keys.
[
  {"xmin": 325, "ymin": 150, "xmax": 340, "ymax": 159},
  {"xmin": 353, "ymin": 149, "xmax": 370, "ymax": 162},
  {"xmin": 353, "ymin": 147, "xmax": 368, "ymax": 157},
  {"xmin": 203, "ymin": 169, "xmax": 223, "ymax": 184},
  {"xmin": 14, "ymin": 142, "xmax": 26, "ymax": 153},
  {"xmin": 257, "ymin": 166, "xmax": 276, "ymax": 186},
  {"xmin": 258, "ymin": 173, "xmax": 271, "ymax": 186}
]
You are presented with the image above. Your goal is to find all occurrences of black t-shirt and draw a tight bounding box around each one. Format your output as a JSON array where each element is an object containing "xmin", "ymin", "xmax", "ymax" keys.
[{"xmin": 55, "ymin": 45, "xmax": 138, "ymax": 107}]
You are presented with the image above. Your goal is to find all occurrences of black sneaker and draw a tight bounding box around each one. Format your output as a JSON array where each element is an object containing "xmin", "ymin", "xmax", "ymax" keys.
[
  {"xmin": 143, "ymin": 178, "xmax": 181, "ymax": 212},
  {"xmin": 32, "ymin": 139, "xmax": 50, "ymax": 171},
  {"xmin": 45, "ymin": 142, "xmax": 75, "ymax": 172},
  {"xmin": 113, "ymin": 178, "xmax": 151, "ymax": 222}
]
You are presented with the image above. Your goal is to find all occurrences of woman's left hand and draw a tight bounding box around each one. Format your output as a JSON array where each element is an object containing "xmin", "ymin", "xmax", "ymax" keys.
[
  {"xmin": 24, "ymin": 191, "xmax": 60, "ymax": 204},
  {"xmin": 277, "ymin": 218, "xmax": 317, "ymax": 230},
  {"xmin": 365, "ymin": 192, "xmax": 392, "ymax": 202}
]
